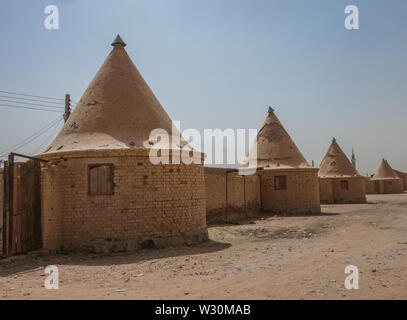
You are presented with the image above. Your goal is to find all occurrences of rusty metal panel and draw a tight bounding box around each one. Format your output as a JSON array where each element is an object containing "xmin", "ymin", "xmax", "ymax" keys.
[
  {"xmin": 12, "ymin": 160, "xmax": 42, "ymax": 253},
  {"xmin": 11, "ymin": 214, "xmax": 22, "ymax": 254}
]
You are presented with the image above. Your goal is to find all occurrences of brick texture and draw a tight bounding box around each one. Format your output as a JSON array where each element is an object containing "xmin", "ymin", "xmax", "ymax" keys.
[
  {"xmin": 260, "ymin": 168, "xmax": 321, "ymax": 215},
  {"xmin": 205, "ymin": 167, "xmax": 320, "ymax": 219},
  {"xmin": 319, "ymin": 177, "xmax": 366, "ymax": 204},
  {"xmin": 40, "ymin": 150, "xmax": 207, "ymax": 252},
  {"xmin": 370, "ymin": 179, "xmax": 404, "ymax": 194},
  {"xmin": 204, "ymin": 167, "xmax": 261, "ymax": 223},
  {"xmin": 365, "ymin": 181, "xmax": 375, "ymax": 194},
  {"xmin": 394, "ymin": 170, "xmax": 407, "ymax": 190}
]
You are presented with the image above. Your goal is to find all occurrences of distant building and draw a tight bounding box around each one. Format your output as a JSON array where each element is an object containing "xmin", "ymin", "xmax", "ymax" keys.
[
  {"xmin": 394, "ymin": 170, "xmax": 407, "ymax": 191},
  {"xmin": 241, "ymin": 107, "xmax": 321, "ymax": 215},
  {"xmin": 318, "ymin": 138, "xmax": 366, "ymax": 204},
  {"xmin": 370, "ymin": 159, "xmax": 404, "ymax": 194}
]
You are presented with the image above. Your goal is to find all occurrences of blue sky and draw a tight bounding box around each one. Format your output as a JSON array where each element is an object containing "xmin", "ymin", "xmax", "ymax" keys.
[{"xmin": 0, "ymin": 0, "xmax": 406, "ymax": 174}]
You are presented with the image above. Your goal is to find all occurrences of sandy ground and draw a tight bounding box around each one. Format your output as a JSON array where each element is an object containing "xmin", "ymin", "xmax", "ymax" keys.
[{"xmin": 1, "ymin": 193, "xmax": 407, "ymax": 300}]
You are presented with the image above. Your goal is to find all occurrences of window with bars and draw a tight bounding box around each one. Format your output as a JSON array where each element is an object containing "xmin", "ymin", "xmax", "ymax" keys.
[
  {"xmin": 88, "ymin": 164, "xmax": 114, "ymax": 195},
  {"xmin": 274, "ymin": 175, "xmax": 287, "ymax": 190}
]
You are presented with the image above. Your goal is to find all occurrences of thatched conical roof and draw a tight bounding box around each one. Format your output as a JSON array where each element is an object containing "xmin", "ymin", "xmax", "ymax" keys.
[
  {"xmin": 242, "ymin": 107, "xmax": 310, "ymax": 169},
  {"xmin": 319, "ymin": 138, "xmax": 360, "ymax": 178},
  {"xmin": 372, "ymin": 159, "xmax": 401, "ymax": 180},
  {"xmin": 42, "ymin": 35, "xmax": 185, "ymax": 154}
]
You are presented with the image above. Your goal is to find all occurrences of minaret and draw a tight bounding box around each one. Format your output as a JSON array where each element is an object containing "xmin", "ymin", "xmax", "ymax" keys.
[{"xmin": 351, "ymin": 148, "xmax": 356, "ymax": 168}]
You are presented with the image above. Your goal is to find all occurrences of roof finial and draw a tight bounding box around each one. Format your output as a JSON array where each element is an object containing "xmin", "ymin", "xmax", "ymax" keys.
[
  {"xmin": 111, "ymin": 34, "xmax": 126, "ymax": 48},
  {"xmin": 332, "ymin": 137, "xmax": 336, "ymax": 143},
  {"xmin": 268, "ymin": 106, "xmax": 274, "ymax": 116}
]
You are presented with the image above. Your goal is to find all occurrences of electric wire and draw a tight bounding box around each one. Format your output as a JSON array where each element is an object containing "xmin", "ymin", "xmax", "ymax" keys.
[
  {"xmin": 30, "ymin": 118, "xmax": 63, "ymax": 155},
  {"xmin": 0, "ymin": 103, "xmax": 62, "ymax": 113},
  {"xmin": 0, "ymin": 117, "xmax": 62, "ymax": 157},
  {"xmin": 0, "ymin": 99, "xmax": 64, "ymax": 109},
  {"xmin": 0, "ymin": 94, "xmax": 65, "ymax": 105},
  {"xmin": 0, "ymin": 90, "xmax": 64, "ymax": 101}
]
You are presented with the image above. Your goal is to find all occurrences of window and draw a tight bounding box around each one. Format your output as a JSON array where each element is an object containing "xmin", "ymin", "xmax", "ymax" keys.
[
  {"xmin": 274, "ymin": 175, "xmax": 287, "ymax": 190},
  {"xmin": 340, "ymin": 180, "xmax": 349, "ymax": 190},
  {"xmin": 88, "ymin": 164, "xmax": 114, "ymax": 195}
]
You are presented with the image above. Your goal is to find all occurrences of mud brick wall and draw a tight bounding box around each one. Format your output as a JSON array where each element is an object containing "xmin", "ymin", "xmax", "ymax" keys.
[
  {"xmin": 260, "ymin": 168, "xmax": 321, "ymax": 215},
  {"xmin": 320, "ymin": 177, "xmax": 366, "ymax": 204},
  {"xmin": 227, "ymin": 172, "xmax": 261, "ymax": 221},
  {"xmin": 382, "ymin": 179, "xmax": 404, "ymax": 194},
  {"xmin": 330, "ymin": 177, "xmax": 366, "ymax": 204},
  {"xmin": 394, "ymin": 170, "xmax": 407, "ymax": 190},
  {"xmin": 204, "ymin": 167, "xmax": 227, "ymax": 222},
  {"xmin": 40, "ymin": 150, "xmax": 208, "ymax": 253},
  {"xmin": 365, "ymin": 181, "xmax": 375, "ymax": 194},
  {"xmin": 204, "ymin": 167, "xmax": 261, "ymax": 223},
  {"xmin": 371, "ymin": 179, "xmax": 403, "ymax": 194},
  {"xmin": 242, "ymin": 173, "xmax": 262, "ymax": 216},
  {"xmin": 319, "ymin": 178, "xmax": 334, "ymax": 204}
]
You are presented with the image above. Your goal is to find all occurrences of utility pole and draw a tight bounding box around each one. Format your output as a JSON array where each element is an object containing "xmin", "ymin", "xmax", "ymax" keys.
[{"xmin": 64, "ymin": 94, "xmax": 71, "ymax": 123}]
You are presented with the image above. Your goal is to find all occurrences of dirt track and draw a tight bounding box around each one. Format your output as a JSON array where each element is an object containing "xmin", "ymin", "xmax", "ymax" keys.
[{"xmin": 1, "ymin": 193, "xmax": 407, "ymax": 300}]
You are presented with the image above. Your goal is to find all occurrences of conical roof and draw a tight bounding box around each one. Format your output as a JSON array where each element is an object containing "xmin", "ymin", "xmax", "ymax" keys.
[
  {"xmin": 242, "ymin": 107, "xmax": 310, "ymax": 169},
  {"xmin": 318, "ymin": 138, "xmax": 360, "ymax": 178},
  {"xmin": 394, "ymin": 169, "xmax": 407, "ymax": 178},
  {"xmin": 372, "ymin": 159, "xmax": 401, "ymax": 180},
  {"xmin": 42, "ymin": 35, "xmax": 185, "ymax": 154}
]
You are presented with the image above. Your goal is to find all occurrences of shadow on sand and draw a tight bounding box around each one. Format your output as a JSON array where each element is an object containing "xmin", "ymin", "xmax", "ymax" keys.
[
  {"xmin": 208, "ymin": 211, "xmax": 339, "ymax": 228},
  {"xmin": 0, "ymin": 239, "xmax": 231, "ymax": 277}
]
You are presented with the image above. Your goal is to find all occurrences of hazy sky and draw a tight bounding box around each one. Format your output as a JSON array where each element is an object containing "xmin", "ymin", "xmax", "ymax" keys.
[{"xmin": 0, "ymin": 0, "xmax": 406, "ymax": 175}]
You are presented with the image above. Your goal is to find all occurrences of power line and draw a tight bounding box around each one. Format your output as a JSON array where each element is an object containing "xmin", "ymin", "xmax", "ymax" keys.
[
  {"xmin": 0, "ymin": 90, "xmax": 64, "ymax": 101},
  {"xmin": 0, "ymin": 103, "xmax": 62, "ymax": 113},
  {"xmin": 30, "ymin": 118, "xmax": 63, "ymax": 155},
  {"xmin": 0, "ymin": 94, "xmax": 65, "ymax": 105},
  {"xmin": 0, "ymin": 116, "xmax": 62, "ymax": 157},
  {"xmin": 0, "ymin": 117, "xmax": 60, "ymax": 156},
  {"xmin": 0, "ymin": 99, "xmax": 64, "ymax": 109}
]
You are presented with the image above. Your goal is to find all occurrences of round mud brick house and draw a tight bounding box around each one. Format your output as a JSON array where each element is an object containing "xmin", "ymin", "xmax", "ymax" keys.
[
  {"xmin": 38, "ymin": 35, "xmax": 208, "ymax": 253},
  {"xmin": 318, "ymin": 138, "xmax": 367, "ymax": 204},
  {"xmin": 241, "ymin": 107, "xmax": 321, "ymax": 215},
  {"xmin": 371, "ymin": 159, "xmax": 404, "ymax": 194}
]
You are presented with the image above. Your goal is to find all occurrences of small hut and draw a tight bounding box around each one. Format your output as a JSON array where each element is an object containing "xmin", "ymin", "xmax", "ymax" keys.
[
  {"xmin": 371, "ymin": 159, "xmax": 404, "ymax": 194},
  {"xmin": 318, "ymin": 138, "xmax": 366, "ymax": 204},
  {"xmin": 241, "ymin": 107, "xmax": 321, "ymax": 215},
  {"xmin": 38, "ymin": 35, "xmax": 208, "ymax": 252}
]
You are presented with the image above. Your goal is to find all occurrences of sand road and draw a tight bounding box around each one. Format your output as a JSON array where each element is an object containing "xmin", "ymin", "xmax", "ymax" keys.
[{"xmin": 1, "ymin": 193, "xmax": 406, "ymax": 299}]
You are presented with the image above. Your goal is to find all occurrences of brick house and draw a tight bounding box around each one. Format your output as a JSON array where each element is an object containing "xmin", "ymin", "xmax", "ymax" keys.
[
  {"xmin": 318, "ymin": 138, "xmax": 366, "ymax": 204},
  {"xmin": 37, "ymin": 35, "xmax": 208, "ymax": 252},
  {"xmin": 371, "ymin": 159, "xmax": 404, "ymax": 194},
  {"xmin": 238, "ymin": 107, "xmax": 321, "ymax": 215}
]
